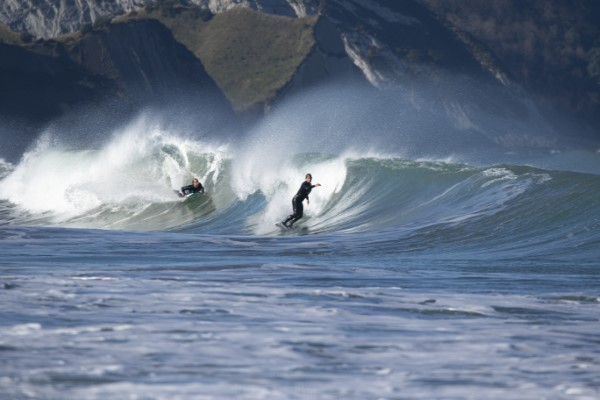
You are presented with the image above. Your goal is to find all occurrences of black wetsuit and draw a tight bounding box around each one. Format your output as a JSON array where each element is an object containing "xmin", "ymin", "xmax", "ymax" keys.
[
  {"xmin": 181, "ymin": 182, "xmax": 204, "ymax": 195},
  {"xmin": 283, "ymin": 181, "xmax": 315, "ymax": 227}
]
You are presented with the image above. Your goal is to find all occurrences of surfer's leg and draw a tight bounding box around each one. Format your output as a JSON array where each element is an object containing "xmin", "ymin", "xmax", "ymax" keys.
[
  {"xmin": 282, "ymin": 215, "xmax": 293, "ymax": 226},
  {"xmin": 282, "ymin": 197, "xmax": 299, "ymax": 226},
  {"xmin": 289, "ymin": 201, "xmax": 303, "ymax": 227}
]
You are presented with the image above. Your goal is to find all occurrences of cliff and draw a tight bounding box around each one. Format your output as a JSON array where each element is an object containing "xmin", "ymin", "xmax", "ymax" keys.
[
  {"xmin": 1, "ymin": 0, "xmax": 599, "ymax": 145},
  {"xmin": 0, "ymin": 16, "xmax": 233, "ymax": 159},
  {"xmin": 0, "ymin": 0, "xmax": 319, "ymax": 39},
  {"xmin": 421, "ymin": 0, "xmax": 600, "ymax": 140},
  {"xmin": 118, "ymin": 2, "xmax": 507, "ymax": 112}
]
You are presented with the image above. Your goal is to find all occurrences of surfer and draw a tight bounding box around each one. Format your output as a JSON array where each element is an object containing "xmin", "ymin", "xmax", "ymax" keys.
[
  {"xmin": 179, "ymin": 178, "xmax": 204, "ymax": 197},
  {"xmin": 281, "ymin": 173, "xmax": 321, "ymax": 228}
]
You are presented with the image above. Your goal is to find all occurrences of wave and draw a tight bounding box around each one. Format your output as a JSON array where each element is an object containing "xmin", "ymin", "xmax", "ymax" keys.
[{"xmin": 1, "ymin": 121, "xmax": 599, "ymax": 259}]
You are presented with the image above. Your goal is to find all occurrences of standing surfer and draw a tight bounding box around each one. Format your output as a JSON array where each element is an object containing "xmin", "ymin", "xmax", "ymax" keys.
[{"xmin": 281, "ymin": 173, "xmax": 321, "ymax": 228}]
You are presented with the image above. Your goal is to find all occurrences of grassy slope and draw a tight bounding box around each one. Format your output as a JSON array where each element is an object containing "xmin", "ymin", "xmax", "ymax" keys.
[
  {"xmin": 116, "ymin": 7, "xmax": 317, "ymax": 112},
  {"xmin": 193, "ymin": 9, "xmax": 317, "ymax": 111}
]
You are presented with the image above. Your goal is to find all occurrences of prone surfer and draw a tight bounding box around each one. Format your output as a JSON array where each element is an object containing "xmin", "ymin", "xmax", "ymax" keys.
[
  {"xmin": 179, "ymin": 178, "xmax": 204, "ymax": 197},
  {"xmin": 281, "ymin": 173, "xmax": 321, "ymax": 228}
]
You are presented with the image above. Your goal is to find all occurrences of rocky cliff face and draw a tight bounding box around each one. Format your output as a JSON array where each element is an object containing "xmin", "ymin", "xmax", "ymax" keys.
[
  {"xmin": 0, "ymin": 0, "xmax": 151, "ymax": 39},
  {"xmin": 0, "ymin": 0, "xmax": 493, "ymax": 79},
  {"xmin": 327, "ymin": 0, "xmax": 492, "ymax": 86},
  {"xmin": 1, "ymin": 0, "xmax": 598, "ymax": 141},
  {"xmin": 1, "ymin": 16, "xmax": 229, "ymax": 109},
  {"xmin": 0, "ymin": 16, "xmax": 234, "ymax": 159},
  {"xmin": 0, "ymin": 0, "xmax": 319, "ymax": 39},
  {"xmin": 422, "ymin": 0, "xmax": 600, "ymax": 140},
  {"xmin": 0, "ymin": 40, "xmax": 115, "ymax": 122},
  {"xmin": 0, "ymin": 38, "xmax": 118, "ymax": 159},
  {"xmin": 67, "ymin": 19, "xmax": 223, "ymax": 97},
  {"xmin": 280, "ymin": 16, "xmax": 363, "ymax": 98}
]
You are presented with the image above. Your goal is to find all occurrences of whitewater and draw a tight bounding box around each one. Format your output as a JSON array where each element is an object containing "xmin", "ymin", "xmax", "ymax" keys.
[{"xmin": 1, "ymin": 83, "xmax": 600, "ymax": 399}]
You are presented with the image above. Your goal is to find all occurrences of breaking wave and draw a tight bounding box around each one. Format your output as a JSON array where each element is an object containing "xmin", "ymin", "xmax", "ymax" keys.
[{"xmin": 0, "ymin": 116, "xmax": 598, "ymax": 260}]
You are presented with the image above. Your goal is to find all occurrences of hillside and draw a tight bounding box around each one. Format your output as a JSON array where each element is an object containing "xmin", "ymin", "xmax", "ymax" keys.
[
  {"xmin": 420, "ymin": 0, "xmax": 600, "ymax": 136},
  {"xmin": 121, "ymin": 7, "xmax": 319, "ymax": 112},
  {"xmin": 0, "ymin": 0, "xmax": 599, "ymax": 148},
  {"xmin": 0, "ymin": 15, "xmax": 233, "ymax": 159}
]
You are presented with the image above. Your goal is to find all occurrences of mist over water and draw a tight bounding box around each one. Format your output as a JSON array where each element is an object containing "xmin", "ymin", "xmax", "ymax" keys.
[{"xmin": 0, "ymin": 77, "xmax": 598, "ymax": 233}]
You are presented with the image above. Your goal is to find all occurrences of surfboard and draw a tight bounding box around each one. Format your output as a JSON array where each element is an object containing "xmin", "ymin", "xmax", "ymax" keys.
[
  {"xmin": 183, "ymin": 192, "xmax": 205, "ymax": 201},
  {"xmin": 174, "ymin": 190, "xmax": 203, "ymax": 201},
  {"xmin": 276, "ymin": 222, "xmax": 308, "ymax": 234}
]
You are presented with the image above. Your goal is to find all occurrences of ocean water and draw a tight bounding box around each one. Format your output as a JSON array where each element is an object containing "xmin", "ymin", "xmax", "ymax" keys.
[{"xmin": 0, "ymin": 113, "xmax": 599, "ymax": 400}]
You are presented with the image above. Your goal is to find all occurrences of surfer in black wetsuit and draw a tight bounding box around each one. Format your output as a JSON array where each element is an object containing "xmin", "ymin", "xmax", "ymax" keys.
[
  {"xmin": 281, "ymin": 173, "xmax": 321, "ymax": 228},
  {"xmin": 179, "ymin": 178, "xmax": 204, "ymax": 197}
]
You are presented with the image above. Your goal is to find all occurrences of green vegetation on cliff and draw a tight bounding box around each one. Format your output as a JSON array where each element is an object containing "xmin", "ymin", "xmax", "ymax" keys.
[
  {"xmin": 191, "ymin": 9, "xmax": 317, "ymax": 112},
  {"xmin": 120, "ymin": 7, "xmax": 318, "ymax": 112}
]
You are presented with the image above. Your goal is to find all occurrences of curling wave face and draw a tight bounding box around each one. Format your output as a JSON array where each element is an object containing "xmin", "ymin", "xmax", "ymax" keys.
[{"xmin": 0, "ymin": 124, "xmax": 599, "ymax": 261}]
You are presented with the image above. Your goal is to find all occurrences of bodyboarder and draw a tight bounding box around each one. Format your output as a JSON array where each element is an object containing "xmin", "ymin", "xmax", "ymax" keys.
[{"xmin": 179, "ymin": 178, "xmax": 204, "ymax": 197}]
